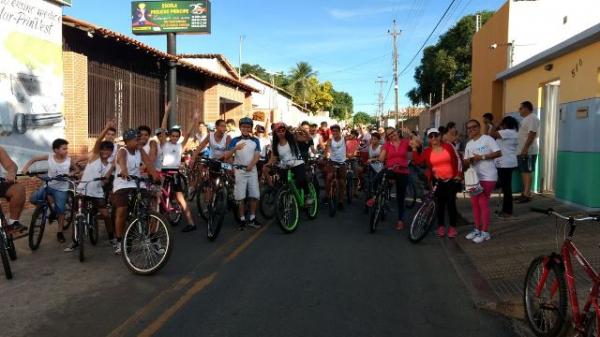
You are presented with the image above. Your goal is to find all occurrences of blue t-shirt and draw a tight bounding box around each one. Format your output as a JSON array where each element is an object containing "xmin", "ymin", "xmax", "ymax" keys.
[{"xmin": 228, "ymin": 136, "xmax": 260, "ymax": 168}]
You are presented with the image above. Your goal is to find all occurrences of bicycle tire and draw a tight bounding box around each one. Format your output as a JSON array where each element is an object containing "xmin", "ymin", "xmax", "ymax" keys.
[
  {"xmin": 346, "ymin": 174, "xmax": 354, "ymax": 205},
  {"xmin": 28, "ymin": 207, "xmax": 46, "ymax": 251},
  {"xmin": 369, "ymin": 193, "xmax": 384, "ymax": 233},
  {"xmin": 166, "ymin": 199, "xmax": 182, "ymax": 227},
  {"xmin": 6, "ymin": 233, "xmax": 16, "ymax": 261},
  {"xmin": 306, "ymin": 182, "xmax": 318, "ymax": 220},
  {"xmin": 259, "ymin": 185, "xmax": 277, "ymax": 219},
  {"xmin": 408, "ymin": 200, "xmax": 436, "ymax": 243},
  {"xmin": 276, "ymin": 188, "xmax": 299, "ymax": 233},
  {"xmin": 523, "ymin": 256, "xmax": 568, "ymax": 337},
  {"xmin": 207, "ymin": 187, "xmax": 227, "ymax": 241},
  {"xmin": 196, "ymin": 184, "xmax": 210, "ymax": 221},
  {"xmin": 405, "ymin": 179, "xmax": 417, "ymax": 209},
  {"xmin": 311, "ymin": 175, "xmax": 320, "ymax": 200},
  {"xmin": 77, "ymin": 218, "xmax": 85, "ymax": 262},
  {"xmin": 0, "ymin": 236, "xmax": 12, "ymax": 279},
  {"xmin": 122, "ymin": 211, "xmax": 173, "ymax": 275},
  {"xmin": 88, "ymin": 212, "xmax": 99, "ymax": 246},
  {"xmin": 329, "ymin": 181, "xmax": 337, "ymax": 217},
  {"xmin": 63, "ymin": 192, "xmax": 75, "ymax": 230}
]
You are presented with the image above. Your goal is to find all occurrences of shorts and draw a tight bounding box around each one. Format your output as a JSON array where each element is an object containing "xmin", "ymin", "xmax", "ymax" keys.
[
  {"xmin": 30, "ymin": 187, "xmax": 69, "ymax": 215},
  {"xmin": 111, "ymin": 188, "xmax": 136, "ymax": 208},
  {"xmin": 0, "ymin": 181, "xmax": 14, "ymax": 198},
  {"xmin": 234, "ymin": 170, "xmax": 260, "ymax": 201},
  {"xmin": 518, "ymin": 155, "xmax": 537, "ymax": 173},
  {"xmin": 84, "ymin": 196, "xmax": 107, "ymax": 209},
  {"xmin": 164, "ymin": 173, "xmax": 184, "ymax": 193}
]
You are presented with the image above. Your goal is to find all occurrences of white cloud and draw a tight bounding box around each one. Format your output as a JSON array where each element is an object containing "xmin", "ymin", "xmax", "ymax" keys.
[{"xmin": 328, "ymin": 5, "xmax": 408, "ymax": 19}]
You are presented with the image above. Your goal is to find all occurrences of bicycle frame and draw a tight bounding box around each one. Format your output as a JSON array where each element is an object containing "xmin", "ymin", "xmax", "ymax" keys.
[
  {"xmin": 539, "ymin": 241, "xmax": 600, "ymax": 331},
  {"xmin": 286, "ymin": 170, "xmax": 305, "ymax": 208}
]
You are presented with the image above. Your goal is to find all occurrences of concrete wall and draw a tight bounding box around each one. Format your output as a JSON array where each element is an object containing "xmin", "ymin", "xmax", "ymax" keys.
[
  {"xmin": 423, "ymin": 88, "xmax": 471, "ymax": 135},
  {"xmin": 471, "ymin": 2, "xmax": 509, "ymax": 122}
]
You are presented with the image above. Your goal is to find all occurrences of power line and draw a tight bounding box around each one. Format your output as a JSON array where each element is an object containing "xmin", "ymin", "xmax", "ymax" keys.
[{"xmin": 398, "ymin": 0, "xmax": 459, "ymax": 77}]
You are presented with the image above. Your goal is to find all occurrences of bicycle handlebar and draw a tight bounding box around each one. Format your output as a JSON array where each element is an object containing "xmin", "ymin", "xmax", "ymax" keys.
[{"xmin": 531, "ymin": 207, "xmax": 600, "ymax": 222}]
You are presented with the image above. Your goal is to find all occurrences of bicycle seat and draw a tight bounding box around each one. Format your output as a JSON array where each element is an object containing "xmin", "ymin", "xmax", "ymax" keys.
[{"xmin": 161, "ymin": 169, "xmax": 179, "ymax": 176}]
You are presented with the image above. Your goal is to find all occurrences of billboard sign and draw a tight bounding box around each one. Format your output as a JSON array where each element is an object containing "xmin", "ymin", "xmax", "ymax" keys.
[
  {"xmin": 0, "ymin": 0, "xmax": 65, "ymax": 171},
  {"xmin": 131, "ymin": 1, "xmax": 211, "ymax": 35}
]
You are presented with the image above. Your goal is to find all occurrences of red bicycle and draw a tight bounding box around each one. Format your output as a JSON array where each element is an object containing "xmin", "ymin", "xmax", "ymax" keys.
[
  {"xmin": 156, "ymin": 170, "xmax": 183, "ymax": 227},
  {"xmin": 524, "ymin": 207, "xmax": 600, "ymax": 337}
]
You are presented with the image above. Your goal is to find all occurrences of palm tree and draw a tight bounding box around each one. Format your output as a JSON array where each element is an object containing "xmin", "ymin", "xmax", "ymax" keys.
[{"xmin": 287, "ymin": 62, "xmax": 316, "ymax": 108}]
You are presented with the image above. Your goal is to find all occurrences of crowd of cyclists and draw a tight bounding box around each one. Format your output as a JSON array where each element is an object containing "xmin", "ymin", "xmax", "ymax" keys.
[{"xmin": 0, "ymin": 102, "xmax": 540, "ymax": 276}]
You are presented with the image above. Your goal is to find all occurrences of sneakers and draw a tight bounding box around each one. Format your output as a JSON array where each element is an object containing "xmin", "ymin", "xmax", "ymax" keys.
[
  {"xmin": 8, "ymin": 221, "xmax": 27, "ymax": 233},
  {"xmin": 465, "ymin": 229, "xmax": 480, "ymax": 240},
  {"xmin": 395, "ymin": 221, "xmax": 405, "ymax": 231},
  {"xmin": 436, "ymin": 226, "xmax": 446, "ymax": 237},
  {"xmin": 114, "ymin": 243, "xmax": 122, "ymax": 255},
  {"xmin": 447, "ymin": 227, "xmax": 458, "ymax": 238},
  {"xmin": 246, "ymin": 218, "xmax": 261, "ymax": 229},
  {"xmin": 473, "ymin": 231, "xmax": 491, "ymax": 243},
  {"xmin": 64, "ymin": 242, "xmax": 78, "ymax": 252},
  {"xmin": 182, "ymin": 224, "xmax": 197, "ymax": 232},
  {"xmin": 109, "ymin": 238, "xmax": 118, "ymax": 250}
]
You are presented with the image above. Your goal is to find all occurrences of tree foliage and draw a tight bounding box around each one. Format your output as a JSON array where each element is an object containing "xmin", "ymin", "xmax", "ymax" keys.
[
  {"xmin": 408, "ymin": 11, "xmax": 494, "ymax": 106},
  {"xmin": 239, "ymin": 61, "xmax": 351, "ymax": 117},
  {"xmin": 353, "ymin": 112, "xmax": 375, "ymax": 126}
]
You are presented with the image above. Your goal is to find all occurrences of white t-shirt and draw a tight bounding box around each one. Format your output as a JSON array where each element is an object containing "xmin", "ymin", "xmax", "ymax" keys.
[
  {"xmin": 47, "ymin": 154, "xmax": 71, "ymax": 191},
  {"xmin": 465, "ymin": 135, "xmax": 500, "ymax": 182},
  {"xmin": 162, "ymin": 142, "xmax": 182, "ymax": 169},
  {"xmin": 78, "ymin": 158, "xmax": 112, "ymax": 198},
  {"xmin": 277, "ymin": 142, "xmax": 303, "ymax": 168},
  {"xmin": 258, "ymin": 136, "xmax": 271, "ymax": 160},
  {"xmin": 517, "ymin": 113, "xmax": 540, "ymax": 155},
  {"xmin": 495, "ymin": 129, "xmax": 518, "ymax": 168},
  {"xmin": 228, "ymin": 136, "xmax": 260, "ymax": 171}
]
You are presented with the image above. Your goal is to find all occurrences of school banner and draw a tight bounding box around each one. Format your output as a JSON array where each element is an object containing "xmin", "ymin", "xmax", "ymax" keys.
[
  {"xmin": 0, "ymin": 0, "xmax": 65, "ymax": 171},
  {"xmin": 131, "ymin": 1, "xmax": 211, "ymax": 35}
]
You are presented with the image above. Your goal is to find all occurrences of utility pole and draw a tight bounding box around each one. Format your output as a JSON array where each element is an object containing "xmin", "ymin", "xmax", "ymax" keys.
[
  {"xmin": 388, "ymin": 20, "xmax": 401, "ymax": 129},
  {"xmin": 476, "ymin": 14, "xmax": 482, "ymax": 32},
  {"xmin": 167, "ymin": 33, "xmax": 177, "ymax": 128},
  {"xmin": 238, "ymin": 35, "xmax": 245, "ymax": 78},
  {"xmin": 375, "ymin": 77, "xmax": 387, "ymax": 127}
]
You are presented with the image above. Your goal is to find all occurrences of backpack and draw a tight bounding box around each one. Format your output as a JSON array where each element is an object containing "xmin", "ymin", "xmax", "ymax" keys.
[{"xmin": 464, "ymin": 167, "xmax": 483, "ymax": 196}]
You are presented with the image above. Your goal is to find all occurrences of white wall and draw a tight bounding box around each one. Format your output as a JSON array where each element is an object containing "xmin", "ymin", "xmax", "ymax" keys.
[{"xmin": 508, "ymin": 0, "xmax": 600, "ymax": 66}]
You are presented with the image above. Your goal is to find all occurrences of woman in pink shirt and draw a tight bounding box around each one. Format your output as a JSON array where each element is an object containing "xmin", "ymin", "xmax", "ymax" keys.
[
  {"xmin": 412, "ymin": 128, "xmax": 461, "ymax": 238},
  {"xmin": 367, "ymin": 128, "xmax": 412, "ymax": 230}
]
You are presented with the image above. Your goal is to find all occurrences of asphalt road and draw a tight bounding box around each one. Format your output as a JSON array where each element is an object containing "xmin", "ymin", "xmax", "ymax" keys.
[{"xmin": 2, "ymin": 199, "xmax": 518, "ymax": 337}]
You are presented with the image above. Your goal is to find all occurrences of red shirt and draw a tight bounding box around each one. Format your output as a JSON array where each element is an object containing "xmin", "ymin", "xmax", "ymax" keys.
[
  {"xmin": 412, "ymin": 142, "xmax": 460, "ymax": 181},
  {"xmin": 383, "ymin": 139, "xmax": 410, "ymax": 174},
  {"xmin": 318, "ymin": 128, "xmax": 331, "ymax": 142},
  {"xmin": 346, "ymin": 139, "xmax": 359, "ymax": 156}
]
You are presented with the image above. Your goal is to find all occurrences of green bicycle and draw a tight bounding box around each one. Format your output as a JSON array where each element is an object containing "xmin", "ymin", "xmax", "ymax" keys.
[{"xmin": 276, "ymin": 166, "xmax": 319, "ymax": 233}]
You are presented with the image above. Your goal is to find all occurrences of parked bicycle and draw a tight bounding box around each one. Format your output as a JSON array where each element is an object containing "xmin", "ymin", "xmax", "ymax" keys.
[
  {"xmin": 405, "ymin": 162, "xmax": 426, "ymax": 209},
  {"xmin": 0, "ymin": 178, "xmax": 17, "ymax": 279},
  {"xmin": 367, "ymin": 162, "xmax": 395, "ymax": 233},
  {"xmin": 523, "ymin": 208, "xmax": 600, "ymax": 337},
  {"xmin": 119, "ymin": 175, "xmax": 173, "ymax": 275},
  {"xmin": 157, "ymin": 169, "xmax": 183, "ymax": 227},
  {"xmin": 345, "ymin": 158, "xmax": 360, "ymax": 204},
  {"xmin": 408, "ymin": 182, "xmax": 437, "ymax": 243}
]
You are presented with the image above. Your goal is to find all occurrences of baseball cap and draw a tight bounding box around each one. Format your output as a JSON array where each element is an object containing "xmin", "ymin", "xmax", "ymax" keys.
[
  {"xmin": 123, "ymin": 128, "xmax": 138, "ymax": 141},
  {"xmin": 427, "ymin": 128, "xmax": 440, "ymax": 136}
]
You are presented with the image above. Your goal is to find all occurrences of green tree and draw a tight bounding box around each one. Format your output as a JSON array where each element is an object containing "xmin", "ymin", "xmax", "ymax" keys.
[
  {"xmin": 240, "ymin": 63, "xmax": 289, "ymax": 88},
  {"xmin": 408, "ymin": 11, "xmax": 494, "ymax": 106},
  {"xmin": 305, "ymin": 77, "xmax": 334, "ymax": 112},
  {"xmin": 331, "ymin": 90, "xmax": 354, "ymax": 120},
  {"xmin": 353, "ymin": 112, "xmax": 375, "ymax": 126},
  {"xmin": 287, "ymin": 62, "xmax": 317, "ymax": 105}
]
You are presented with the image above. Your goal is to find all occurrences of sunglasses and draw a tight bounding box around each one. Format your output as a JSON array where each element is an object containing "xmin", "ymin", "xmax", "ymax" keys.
[
  {"xmin": 428, "ymin": 133, "xmax": 440, "ymax": 139},
  {"xmin": 467, "ymin": 125, "xmax": 479, "ymax": 130},
  {"xmin": 276, "ymin": 127, "xmax": 286, "ymax": 132}
]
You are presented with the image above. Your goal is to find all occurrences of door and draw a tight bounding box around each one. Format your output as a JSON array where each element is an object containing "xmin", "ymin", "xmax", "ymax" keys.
[{"xmin": 539, "ymin": 81, "xmax": 560, "ymax": 193}]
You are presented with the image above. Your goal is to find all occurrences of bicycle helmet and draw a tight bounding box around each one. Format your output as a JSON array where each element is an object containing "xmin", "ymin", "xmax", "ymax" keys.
[
  {"xmin": 239, "ymin": 117, "xmax": 253, "ymax": 127},
  {"xmin": 169, "ymin": 124, "xmax": 182, "ymax": 133}
]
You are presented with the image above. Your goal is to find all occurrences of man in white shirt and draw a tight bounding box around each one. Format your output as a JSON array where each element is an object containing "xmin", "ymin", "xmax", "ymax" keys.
[{"xmin": 516, "ymin": 101, "xmax": 540, "ymax": 203}]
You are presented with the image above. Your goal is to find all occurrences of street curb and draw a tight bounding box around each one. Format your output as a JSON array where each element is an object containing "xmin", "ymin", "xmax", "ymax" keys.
[{"xmin": 439, "ymin": 238, "xmax": 533, "ymax": 337}]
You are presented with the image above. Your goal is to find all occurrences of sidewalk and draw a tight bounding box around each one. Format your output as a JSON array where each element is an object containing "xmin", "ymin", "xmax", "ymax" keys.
[{"xmin": 453, "ymin": 192, "xmax": 600, "ymax": 319}]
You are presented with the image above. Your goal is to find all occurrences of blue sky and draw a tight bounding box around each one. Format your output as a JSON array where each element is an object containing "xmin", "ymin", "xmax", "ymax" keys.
[{"xmin": 64, "ymin": 0, "xmax": 504, "ymax": 116}]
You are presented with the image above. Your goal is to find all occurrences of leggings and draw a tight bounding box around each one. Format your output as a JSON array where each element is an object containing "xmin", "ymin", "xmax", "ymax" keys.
[
  {"xmin": 435, "ymin": 180, "xmax": 458, "ymax": 228},
  {"xmin": 290, "ymin": 163, "xmax": 308, "ymax": 194},
  {"xmin": 374, "ymin": 170, "xmax": 408, "ymax": 221},
  {"xmin": 469, "ymin": 181, "xmax": 496, "ymax": 232}
]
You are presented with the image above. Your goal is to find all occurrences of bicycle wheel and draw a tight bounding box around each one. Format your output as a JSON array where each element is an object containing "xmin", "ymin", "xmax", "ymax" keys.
[
  {"xmin": 408, "ymin": 200, "xmax": 436, "ymax": 243},
  {"xmin": 368, "ymin": 194, "xmax": 383, "ymax": 233},
  {"xmin": 166, "ymin": 199, "xmax": 182, "ymax": 227},
  {"xmin": 276, "ymin": 189, "xmax": 299, "ymax": 233},
  {"xmin": 196, "ymin": 183, "xmax": 210, "ymax": 221},
  {"xmin": 63, "ymin": 193, "xmax": 75, "ymax": 230},
  {"xmin": 6, "ymin": 232, "xmax": 16, "ymax": 261},
  {"xmin": 76, "ymin": 218, "xmax": 85, "ymax": 262},
  {"xmin": 259, "ymin": 185, "xmax": 277, "ymax": 219},
  {"xmin": 87, "ymin": 212, "xmax": 99, "ymax": 246},
  {"xmin": 405, "ymin": 179, "xmax": 417, "ymax": 209},
  {"xmin": 122, "ymin": 211, "xmax": 173, "ymax": 275},
  {"xmin": 0, "ymin": 236, "xmax": 12, "ymax": 279},
  {"xmin": 28, "ymin": 207, "xmax": 46, "ymax": 251},
  {"xmin": 306, "ymin": 182, "xmax": 318, "ymax": 220},
  {"xmin": 329, "ymin": 181, "xmax": 338, "ymax": 218},
  {"xmin": 311, "ymin": 175, "xmax": 320, "ymax": 200},
  {"xmin": 207, "ymin": 188, "xmax": 227, "ymax": 241},
  {"xmin": 346, "ymin": 174, "xmax": 354, "ymax": 204},
  {"xmin": 523, "ymin": 256, "xmax": 568, "ymax": 337}
]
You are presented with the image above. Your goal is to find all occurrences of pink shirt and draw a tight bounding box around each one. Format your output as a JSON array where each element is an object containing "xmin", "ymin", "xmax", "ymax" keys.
[
  {"xmin": 346, "ymin": 139, "xmax": 359, "ymax": 156},
  {"xmin": 383, "ymin": 139, "xmax": 410, "ymax": 174},
  {"xmin": 429, "ymin": 148, "xmax": 454, "ymax": 180}
]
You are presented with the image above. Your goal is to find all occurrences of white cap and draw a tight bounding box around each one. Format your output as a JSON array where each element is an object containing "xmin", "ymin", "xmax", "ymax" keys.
[{"xmin": 427, "ymin": 128, "xmax": 440, "ymax": 136}]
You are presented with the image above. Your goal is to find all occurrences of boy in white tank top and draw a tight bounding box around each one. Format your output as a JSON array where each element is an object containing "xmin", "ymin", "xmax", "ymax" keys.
[
  {"xmin": 23, "ymin": 139, "xmax": 81, "ymax": 244},
  {"xmin": 324, "ymin": 125, "xmax": 347, "ymax": 210}
]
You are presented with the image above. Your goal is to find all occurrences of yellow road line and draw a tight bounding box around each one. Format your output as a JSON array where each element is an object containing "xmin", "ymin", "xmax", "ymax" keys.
[
  {"xmin": 225, "ymin": 224, "xmax": 269, "ymax": 263},
  {"xmin": 137, "ymin": 272, "xmax": 218, "ymax": 337}
]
